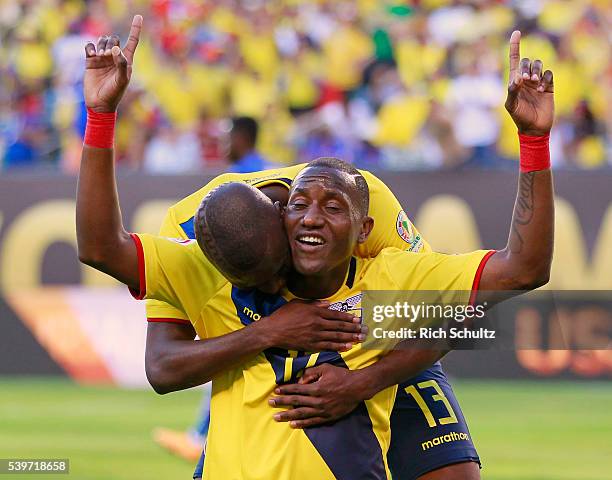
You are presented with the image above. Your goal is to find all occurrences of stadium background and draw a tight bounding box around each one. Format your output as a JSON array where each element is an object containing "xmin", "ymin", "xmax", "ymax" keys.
[{"xmin": 0, "ymin": 0, "xmax": 610, "ymax": 479}]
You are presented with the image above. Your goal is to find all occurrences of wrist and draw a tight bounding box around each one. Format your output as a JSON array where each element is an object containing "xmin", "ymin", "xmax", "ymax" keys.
[
  {"xmin": 518, "ymin": 131, "xmax": 550, "ymax": 173},
  {"xmin": 249, "ymin": 317, "xmax": 276, "ymax": 350},
  {"xmin": 84, "ymin": 107, "xmax": 117, "ymax": 149},
  {"xmin": 88, "ymin": 105, "xmax": 118, "ymax": 114},
  {"xmin": 348, "ymin": 367, "xmax": 381, "ymax": 401}
]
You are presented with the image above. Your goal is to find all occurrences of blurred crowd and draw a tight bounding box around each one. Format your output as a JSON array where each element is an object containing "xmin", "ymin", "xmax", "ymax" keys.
[{"xmin": 1, "ymin": 0, "xmax": 611, "ymax": 173}]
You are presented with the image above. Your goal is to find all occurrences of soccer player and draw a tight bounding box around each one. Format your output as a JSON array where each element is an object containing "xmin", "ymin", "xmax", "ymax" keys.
[{"xmin": 76, "ymin": 16, "xmax": 554, "ymax": 479}]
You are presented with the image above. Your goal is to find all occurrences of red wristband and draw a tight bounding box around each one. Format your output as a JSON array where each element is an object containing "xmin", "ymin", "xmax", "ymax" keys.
[
  {"xmin": 84, "ymin": 107, "xmax": 117, "ymax": 149},
  {"xmin": 518, "ymin": 132, "xmax": 550, "ymax": 173}
]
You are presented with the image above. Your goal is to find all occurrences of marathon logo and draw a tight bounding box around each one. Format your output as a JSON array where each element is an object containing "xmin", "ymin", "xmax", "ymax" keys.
[{"xmin": 421, "ymin": 431, "xmax": 470, "ymax": 451}]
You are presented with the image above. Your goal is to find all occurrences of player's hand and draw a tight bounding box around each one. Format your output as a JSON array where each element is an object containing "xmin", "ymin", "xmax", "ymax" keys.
[
  {"xmin": 83, "ymin": 15, "xmax": 143, "ymax": 113},
  {"xmin": 269, "ymin": 364, "xmax": 364, "ymax": 427},
  {"xmin": 257, "ymin": 300, "xmax": 367, "ymax": 352},
  {"xmin": 505, "ymin": 30, "xmax": 554, "ymax": 136}
]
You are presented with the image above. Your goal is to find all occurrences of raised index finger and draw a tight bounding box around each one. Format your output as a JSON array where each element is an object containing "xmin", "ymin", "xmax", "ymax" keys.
[
  {"xmin": 508, "ymin": 30, "xmax": 521, "ymax": 82},
  {"xmin": 123, "ymin": 14, "xmax": 143, "ymax": 64}
]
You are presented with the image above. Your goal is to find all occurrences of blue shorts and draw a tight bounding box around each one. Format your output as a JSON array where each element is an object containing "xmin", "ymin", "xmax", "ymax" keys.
[
  {"xmin": 193, "ymin": 364, "xmax": 479, "ymax": 479},
  {"xmin": 388, "ymin": 363, "xmax": 480, "ymax": 479}
]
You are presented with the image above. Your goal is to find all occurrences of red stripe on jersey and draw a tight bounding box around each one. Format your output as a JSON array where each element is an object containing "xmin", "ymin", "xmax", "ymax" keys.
[
  {"xmin": 469, "ymin": 250, "xmax": 496, "ymax": 306},
  {"xmin": 129, "ymin": 233, "xmax": 147, "ymax": 300},
  {"xmin": 147, "ymin": 318, "xmax": 191, "ymax": 325}
]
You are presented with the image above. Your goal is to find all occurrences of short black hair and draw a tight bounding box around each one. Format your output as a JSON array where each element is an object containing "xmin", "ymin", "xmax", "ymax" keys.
[
  {"xmin": 306, "ymin": 157, "xmax": 369, "ymax": 216},
  {"xmin": 232, "ymin": 116, "xmax": 258, "ymax": 147},
  {"xmin": 194, "ymin": 182, "xmax": 282, "ymax": 283}
]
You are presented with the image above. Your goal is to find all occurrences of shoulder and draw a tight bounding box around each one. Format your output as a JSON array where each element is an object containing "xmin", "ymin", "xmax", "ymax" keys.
[
  {"xmin": 363, "ymin": 248, "xmax": 442, "ymax": 278},
  {"xmin": 152, "ymin": 237, "xmax": 226, "ymax": 284},
  {"xmin": 358, "ymin": 247, "xmax": 419, "ymax": 277}
]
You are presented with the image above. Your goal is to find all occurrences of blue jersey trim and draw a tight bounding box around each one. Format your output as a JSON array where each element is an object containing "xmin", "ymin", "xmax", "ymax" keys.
[{"xmin": 179, "ymin": 217, "xmax": 196, "ymax": 240}]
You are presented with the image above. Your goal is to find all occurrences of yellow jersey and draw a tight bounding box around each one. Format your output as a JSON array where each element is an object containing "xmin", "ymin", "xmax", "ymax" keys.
[
  {"xmin": 132, "ymin": 232, "xmax": 490, "ymax": 480},
  {"xmin": 145, "ymin": 164, "xmax": 431, "ymax": 322}
]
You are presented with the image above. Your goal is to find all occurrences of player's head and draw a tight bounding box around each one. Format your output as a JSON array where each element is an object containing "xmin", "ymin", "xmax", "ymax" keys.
[
  {"xmin": 284, "ymin": 157, "xmax": 373, "ymax": 276},
  {"xmin": 229, "ymin": 116, "xmax": 258, "ymax": 161},
  {"xmin": 195, "ymin": 182, "xmax": 289, "ymax": 294}
]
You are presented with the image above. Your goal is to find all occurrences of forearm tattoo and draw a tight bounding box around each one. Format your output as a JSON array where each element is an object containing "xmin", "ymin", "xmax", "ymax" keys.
[{"xmin": 510, "ymin": 171, "xmax": 535, "ymax": 253}]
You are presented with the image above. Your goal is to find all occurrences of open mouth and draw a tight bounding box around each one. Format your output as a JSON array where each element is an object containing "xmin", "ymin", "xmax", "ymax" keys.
[{"xmin": 296, "ymin": 234, "xmax": 326, "ymax": 247}]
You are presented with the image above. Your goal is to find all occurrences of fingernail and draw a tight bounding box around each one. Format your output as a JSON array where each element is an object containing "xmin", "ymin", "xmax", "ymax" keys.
[
  {"xmin": 353, "ymin": 316, "xmax": 360, "ymax": 322},
  {"xmin": 290, "ymin": 421, "xmax": 298, "ymax": 428},
  {"xmin": 273, "ymin": 414, "xmax": 281, "ymax": 421},
  {"xmin": 274, "ymin": 388, "xmax": 280, "ymax": 394},
  {"xmin": 522, "ymin": 73, "xmax": 529, "ymax": 79},
  {"xmin": 531, "ymin": 74, "xmax": 538, "ymax": 81},
  {"xmin": 268, "ymin": 399, "xmax": 275, "ymax": 406},
  {"xmin": 358, "ymin": 334, "xmax": 366, "ymax": 341},
  {"xmin": 98, "ymin": 49, "xmax": 105, "ymax": 55},
  {"xmin": 361, "ymin": 325, "xmax": 369, "ymax": 333},
  {"xmin": 345, "ymin": 343, "xmax": 353, "ymax": 350},
  {"xmin": 538, "ymin": 86, "xmax": 544, "ymax": 92}
]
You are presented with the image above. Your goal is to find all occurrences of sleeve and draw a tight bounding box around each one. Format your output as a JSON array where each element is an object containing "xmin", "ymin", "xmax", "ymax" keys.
[
  {"xmin": 357, "ymin": 171, "xmax": 431, "ymax": 258},
  {"xmin": 145, "ymin": 207, "xmax": 192, "ymax": 324},
  {"xmin": 384, "ymin": 249, "xmax": 496, "ymax": 305},
  {"xmin": 131, "ymin": 233, "xmax": 224, "ymax": 321}
]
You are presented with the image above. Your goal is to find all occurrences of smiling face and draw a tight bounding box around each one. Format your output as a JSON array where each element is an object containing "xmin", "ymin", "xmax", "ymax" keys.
[{"xmin": 284, "ymin": 165, "xmax": 373, "ymax": 277}]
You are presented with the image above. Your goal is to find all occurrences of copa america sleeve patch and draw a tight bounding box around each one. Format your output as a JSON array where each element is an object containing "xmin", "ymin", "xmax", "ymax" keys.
[{"xmin": 396, "ymin": 210, "xmax": 424, "ymax": 252}]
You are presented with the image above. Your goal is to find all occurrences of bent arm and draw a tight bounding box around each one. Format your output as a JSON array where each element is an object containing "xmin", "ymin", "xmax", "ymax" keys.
[
  {"xmin": 478, "ymin": 147, "xmax": 553, "ymax": 296},
  {"xmin": 478, "ymin": 31, "xmax": 555, "ymax": 297},
  {"xmin": 77, "ymin": 18, "xmax": 142, "ymax": 289},
  {"xmin": 145, "ymin": 300, "xmax": 364, "ymax": 394},
  {"xmin": 77, "ymin": 143, "xmax": 139, "ymax": 290},
  {"xmin": 145, "ymin": 321, "xmax": 274, "ymax": 394},
  {"xmin": 350, "ymin": 347, "xmax": 447, "ymax": 400}
]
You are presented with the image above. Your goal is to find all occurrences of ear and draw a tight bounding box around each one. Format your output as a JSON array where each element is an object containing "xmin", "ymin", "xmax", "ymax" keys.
[
  {"xmin": 357, "ymin": 216, "xmax": 374, "ymax": 244},
  {"xmin": 274, "ymin": 201, "xmax": 286, "ymax": 221}
]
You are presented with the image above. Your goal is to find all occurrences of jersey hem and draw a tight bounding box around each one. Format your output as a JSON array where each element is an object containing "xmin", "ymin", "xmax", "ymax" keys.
[{"xmin": 147, "ymin": 317, "xmax": 191, "ymax": 325}]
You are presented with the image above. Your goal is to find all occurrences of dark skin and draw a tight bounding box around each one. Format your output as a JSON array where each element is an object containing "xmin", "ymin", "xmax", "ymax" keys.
[
  {"xmin": 145, "ymin": 298, "xmax": 365, "ymax": 393},
  {"xmin": 78, "ymin": 21, "xmax": 552, "ymax": 480},
  {"xmin": 76, "ymin": 16, "xmax": 367, "ymax": 394},
  {"xmin": 194, "ymin": 183, "xmax": 291, "ymax": 294},
  {"xmin": 271, "ymin": 30, "xmax": 554, "ymax": 443},
  {"xmin": 285, "ymin": 169, "xmax": 373, "ymax": 299}
]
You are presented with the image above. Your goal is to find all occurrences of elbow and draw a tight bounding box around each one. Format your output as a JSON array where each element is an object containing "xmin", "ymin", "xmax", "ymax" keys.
[
  {"xmin": 145, "ymin": 355, "xmax": 202, "ymax": 395},
  {"xmin": 145, "ymin": 362, "xmax": 175, "ymax": 395},
  {"xmin": 497, "ymin": 249, "xmax": 552, "ymax": 292},
  {"xmin": 76, "ymin": 238, "xmax": 112, "ymax": 269},
  {"xmin": 77, "ymin": 232, "xmax": 131, "ymax": 269},
  {"xmin": 77, "ymin": 250, "xmax": 107, "ymax": 269},
  {"xmin": 532, "ymin": 267, "xmax": 551, "ymax": 289},
  {"xmin": 513, "ymin": 265, "xmax": 551, "ymax": 291}
]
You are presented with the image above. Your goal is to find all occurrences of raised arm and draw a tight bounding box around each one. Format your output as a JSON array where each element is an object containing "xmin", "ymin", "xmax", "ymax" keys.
[
  {"xmin": 76, "ymin": 15, "xmax": 143, "ymax": 290},
  {"xmin": 478, "ymin": 30, "xmax": 554, "ymax": 295},
  {"xmin": 271, "ymin": 30, "xmax": 556, "ymax": 427}
]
